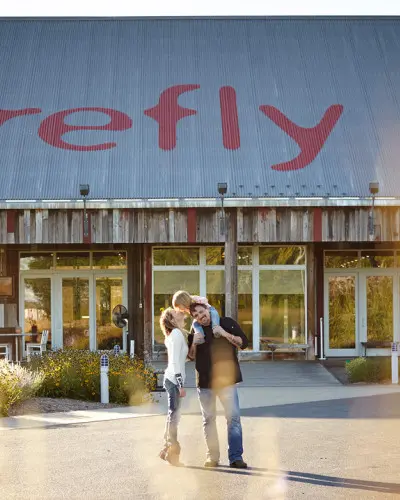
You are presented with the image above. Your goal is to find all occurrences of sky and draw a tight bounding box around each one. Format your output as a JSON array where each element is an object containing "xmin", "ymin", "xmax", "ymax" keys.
[{"xmin": 0, "ymin": 0, "xmax": 399, "ymax": 17}]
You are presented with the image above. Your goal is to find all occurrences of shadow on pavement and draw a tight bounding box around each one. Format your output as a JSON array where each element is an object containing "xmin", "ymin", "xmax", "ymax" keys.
[
  {"xmin": 185, "ymin": 466, "xmax": 400, "ymax": 494},
  {"xmin": 240, "ymin": 393, "xmax": 400, "ymax": 419}
]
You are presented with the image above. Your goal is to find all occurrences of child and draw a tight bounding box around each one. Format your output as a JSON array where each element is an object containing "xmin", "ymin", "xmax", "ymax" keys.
[{"xmin": 172, "ymin": 290, "xmax": 220, "ymax": 358}]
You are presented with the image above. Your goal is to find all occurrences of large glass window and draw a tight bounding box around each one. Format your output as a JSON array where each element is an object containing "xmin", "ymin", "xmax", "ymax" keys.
[
  {"xmin": 23, "ymin": 278, "xmax": 51, "ymax": 344},
  {"xmin": 328, "ymin": 276, "xmax": 356, "ymax": 349},
  {"xmin": 20, "ymin": 253, "xmax": 54, "ymax": 271},
  {"xmin": 259, "ymin": 270, "xmax": 306, "ymax": 347},
  {"xmin": 92, "ymin": 252, "xmax": 127, "ymax": 269},
  {"xmin": 56, "ymin": 252, "xmax": 90, "ymax": 269},
  {"xmin": 153, "ymin": 271, "xmax": 199, "ymax": 345},
  {"xmin": 153, "ymin": 248, "xmax": 199, "ymax": 266},
  {"xmin": 325, "ymin": 251, "xmax": 359, "ymax": 269},
  {"xmin": 366, "ymin": 276, "xmax": 393, "ymax": 342},
  {"xmin": 259, "ymin": 246, "xmax": 305, "ymax": 265}
]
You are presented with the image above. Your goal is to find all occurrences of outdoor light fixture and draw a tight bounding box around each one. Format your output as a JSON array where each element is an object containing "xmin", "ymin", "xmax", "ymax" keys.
[
  {"xmin": 217, "ymin": 182, "xmax": 228, "ymax": 236},
  {"xmin": 80, "ymin": 184, "xmax": 90, "ymax": 237},
  {"xmin": 368, "ymin": 180, "xmax": 379, "ymax": 242}
]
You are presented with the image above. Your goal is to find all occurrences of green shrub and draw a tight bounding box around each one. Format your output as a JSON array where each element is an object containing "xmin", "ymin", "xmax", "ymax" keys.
[
  {"xmin": 345, "ymin": 357, "xmax": 397, "ymax": 383},
  {"xmin": 0, "ymin": 360, "xmax": 43, "ymax": 416},
  {"xmin": 26, "ymin": 349, "xmax": 156, "ymax": 404}
]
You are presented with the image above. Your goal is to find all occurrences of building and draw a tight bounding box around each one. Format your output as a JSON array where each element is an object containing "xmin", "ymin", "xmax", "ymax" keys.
[{"xmin": 1, "ymin": 17, "xmax": 400, "ymax": 360}]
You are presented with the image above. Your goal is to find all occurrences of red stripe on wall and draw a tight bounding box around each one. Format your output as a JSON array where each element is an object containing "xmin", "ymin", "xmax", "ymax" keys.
[
  {"xmin": 6, "ymin": 211, "xmax": 16, "ymax": 233},
  {"xmin": 313, "ymin": 208, "xmax": 322, "ymax": 242},
  {"xmin": 82, "ymin": 212, "xmax": 92, "ymax": 244},
  {"xmin": 219, "ymin": 86, "xmax": 240, "ymax": 150},
  {"xmin": 187, "ymin": 208, "xmax": 197, "ymax": 243}
]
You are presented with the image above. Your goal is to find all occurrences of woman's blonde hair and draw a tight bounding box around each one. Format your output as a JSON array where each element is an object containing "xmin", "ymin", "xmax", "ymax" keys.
[
  {"xmin": 160, "ymin": 307, "xmax": 179, "ymax": 337},
  {"xmin": 172, "ymin": 290, "xmax": 192, "ymax": 309}
]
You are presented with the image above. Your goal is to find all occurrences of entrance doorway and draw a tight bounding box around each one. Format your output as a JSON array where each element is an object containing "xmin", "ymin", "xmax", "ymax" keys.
[{"xmin": 324, "ymin": 269, "xmax": 398, "ymax": 357}]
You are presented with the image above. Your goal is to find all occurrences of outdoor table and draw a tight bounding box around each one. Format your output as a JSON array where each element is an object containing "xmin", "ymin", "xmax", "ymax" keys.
[{"xmin": 0, "ymin": 333, "xmax": 31, "ymax": 362}]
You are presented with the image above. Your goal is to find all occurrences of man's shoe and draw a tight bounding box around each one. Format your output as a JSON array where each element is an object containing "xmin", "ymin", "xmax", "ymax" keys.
[
  {"xmin": 204, "ymin": 459, "xmax": 219, "ymax": 468},
  {"xmin": 230, "ymin": 459, "xmax": 248, "ymax": 469}
]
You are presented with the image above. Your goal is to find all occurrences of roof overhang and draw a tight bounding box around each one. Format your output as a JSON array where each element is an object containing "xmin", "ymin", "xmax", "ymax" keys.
[{"xmin": 1, "ymin": 197, "xmax": 399, "ymax": 210}]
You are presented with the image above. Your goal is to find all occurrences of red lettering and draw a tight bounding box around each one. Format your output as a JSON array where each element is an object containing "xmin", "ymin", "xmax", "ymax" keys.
[
  {"xmin": 219, "ymin": 86, "xmax": 240, "ymax": 150},
  {"xmin": 144, "ymin": 85, "xmax": 200, "ymax": 150},
  {"xmin": 259, "ymin": 104, "xmax": 344, "ymax": 171},
  {"xmin": 38, "ymin": 108, "xmax": 132, "ymax": 151},
  {"xmin": 0, "ymin": 108, "xmax": 41, "ymax": 127}
]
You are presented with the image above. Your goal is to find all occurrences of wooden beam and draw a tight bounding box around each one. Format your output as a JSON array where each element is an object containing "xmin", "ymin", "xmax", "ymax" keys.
[
  {"xmin": 127, "ymin": 245, "xmax": 145, "ymax": 358},
  {"xmin": 224, "ymin": 209, "xmax": 238, "ymax": 320}
]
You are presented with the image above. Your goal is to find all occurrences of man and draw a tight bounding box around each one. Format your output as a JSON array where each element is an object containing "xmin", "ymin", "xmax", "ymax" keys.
[{"xmin": 188, "ymin": 302, "xmax": 249, "ymax": 469}]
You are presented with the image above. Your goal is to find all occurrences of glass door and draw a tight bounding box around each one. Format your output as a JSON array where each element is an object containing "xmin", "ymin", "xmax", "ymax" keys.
[
  {"xmin": 359, "ymin": 272, "xmax": 394, "ymax": 351},
  {"xmin": 62, "ymin": 277, "xmax": 90, "ymax": 349},
  {"xmin": 95, "ymin": 277, "xmax": 125, "ymax": 350},
  {"xmin": 324, "ymin": 273, "xmax": 358, "ymax": 356}
]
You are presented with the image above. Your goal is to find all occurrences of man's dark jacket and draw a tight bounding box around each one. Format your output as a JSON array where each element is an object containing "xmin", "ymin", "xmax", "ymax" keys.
[{"xmin": 188, "ymin": 316, "xmax": 249, "ymax": 390}]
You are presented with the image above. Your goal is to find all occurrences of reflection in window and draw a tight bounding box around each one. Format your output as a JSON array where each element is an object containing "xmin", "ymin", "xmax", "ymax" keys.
[
  {"xmin": 206, "ymin": 247, "xmax": 224, "ymax": 265},
  {"xmin": 153, "ymin": 248, "xmax": 200, "ymax": 266},
  {"xmin": 324, "ymin": 251, "xmax": 359, "ymax": 268},
  {"xmin": 360, "ymin": 251, "xmax": 394, "ymax": 268},
  {"xmin": 56, "ymin": 253, "xmax": 90, "ymax": 269},
  {"xmin": 367, "ymin": 276, "xmax": 393, "ymax": 342},
  {"xmin": 96, "ymin": 278, "xmax": 124, "ymax": 349},
  {"xmin": 62, "ymin": 278, "xmax": 90, "ymax": 349},
  {"xmin": 23, "ymin": 278, "xmax": 51, "ymax": 344},
  {"xmin": 92, "ymin": 252, "xmax": 127, "ymax": 269},
  {"xmin": 259, "ymin": 270, "xmax": 306, "ymax": 348},
  {"xmin": 238, "ymin": 247, "xmax": 253, "ymax": 265},
  {"xmin": 259, "ymin": 246, "xmax": 305, "ymax": 265},
  {"xmin": 328, "ymin": 276, "xmax": 356, "ymax": 349},
  {"xmin": 153, "ymin": 271, "xmax": 199, "ymax": 345},
  {"xmin": 206, "ymin": 270, "xmax": 225, "ymax": 318},
  {"xmin": 238, "ymin": 271, "xmax": 252, "ymax": 349},
  {"xmin": 20, "ymin": 253, "xmax": 54, "ymax": 271}
]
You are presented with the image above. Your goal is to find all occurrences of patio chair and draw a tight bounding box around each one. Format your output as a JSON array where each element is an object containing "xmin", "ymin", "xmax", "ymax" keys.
[
  {"xmin": 26, "ymin": 329, "xmax": 49, "ymax": 361},
  {"xmin": 0, "ymin": 343, "xmax": 11, "ymax": 361}
]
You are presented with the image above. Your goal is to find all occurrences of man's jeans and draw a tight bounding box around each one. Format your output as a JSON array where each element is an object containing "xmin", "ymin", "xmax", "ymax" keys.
[
  {"xmin": 197, "ymin": 385, "xmax": 243, "ymax": 463},
  {"xmin": 163, "ymin": 378, "xmax": 182, "ymax": 449}
]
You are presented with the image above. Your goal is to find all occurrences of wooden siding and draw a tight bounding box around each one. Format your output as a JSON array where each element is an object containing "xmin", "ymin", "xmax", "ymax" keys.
[{"xmin": 0, "ymin": 207, "xmax": 399, "ymax": 244}]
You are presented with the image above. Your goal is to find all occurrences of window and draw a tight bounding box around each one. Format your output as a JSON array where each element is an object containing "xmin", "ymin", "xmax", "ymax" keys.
[
  {"xmin": 92, "ymin": 252, "xmax": 127, "ymax": 269},
  {"xmin": 325, "ymin": 251, "xmax": 359, "ymax": 269},
  {"xmin": 259, "ymin": 270, "xmax": 306, "ymax": 348},
  {"xmin": 56, "ymin": 252, "xmax": 90, "ymax": 269},
  {"xmin": 23, "ymin": 278, "xmax": 51, "ymax": 344},
  {"xmin": 153, "ymin": 270, "xmax": 200, "ymax": 345},
  {"xmin": 20, "ymin": 253, "xmax": 54, "ymax": 271},
  {"xmin": 153, "ymin": 248, "xmax": 199, "ymax": 266},
  {"xmin": 259, "ymin": 246, "xmax": 305, "ymax": 265},
  {"xmin": 360, "ymin": 251, "xmax": 394, "ymax": 268}
]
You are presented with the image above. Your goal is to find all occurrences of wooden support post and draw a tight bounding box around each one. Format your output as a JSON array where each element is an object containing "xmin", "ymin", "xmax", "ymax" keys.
[
  {"xmin": 306, "ymin": 244, "xmax": 316, "ymax": 360},
  {"xmin": 127, "ymin": 245, "xmax": 145, "ymax": 359},
  {"xmin": 225, "ymin": 209, "xmax": 238, "ymax": 321},
  {"xmin": 143, "ymin": 244, "xmax": 153, "ymax": 359}
]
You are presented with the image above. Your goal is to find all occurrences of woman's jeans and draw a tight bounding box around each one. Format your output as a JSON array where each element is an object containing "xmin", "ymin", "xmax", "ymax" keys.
[
  {"xmin": 163, "ymin": 378, "xmax": 182, "ymax": 449},
  {"xmin": 197, "ymin": 385, "xmax": 243, "ymax": 463}
]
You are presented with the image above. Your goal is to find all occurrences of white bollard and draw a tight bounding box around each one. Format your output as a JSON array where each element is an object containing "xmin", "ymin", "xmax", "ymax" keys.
[
  {"xmin": 130, "ymin": 340, "xmax": 135, "ymax": 359},
  {"xmin": 391, "ymin": 342, "xmax": 399, "ymax": 385},
  {"xmin": 100, "ymin": 354, "xmax": 109, "ymax": 404},
  {"xmin": 113, "ymin": 344, "xmax": 120, "ymax": 356}
]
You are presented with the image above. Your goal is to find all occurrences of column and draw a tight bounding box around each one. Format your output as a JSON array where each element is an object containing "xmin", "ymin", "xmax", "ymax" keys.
[{"xmin": 225, "ymin": 209, "xmax": 238, "ymax": 321}]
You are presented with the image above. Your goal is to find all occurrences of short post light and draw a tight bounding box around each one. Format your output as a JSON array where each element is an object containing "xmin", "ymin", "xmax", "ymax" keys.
[
  {"xmin": 113, "ymin": 344, "xmax": 120, "ymax": 357},
  {"xmin": 100, "ymin": 354, "xmax": 109, "ymax": 404}
]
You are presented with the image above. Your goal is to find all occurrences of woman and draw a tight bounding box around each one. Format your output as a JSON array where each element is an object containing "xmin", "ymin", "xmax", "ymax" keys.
[{"xmin": 159, "ymin": 307, "xmax": 188, "ymax": 466}]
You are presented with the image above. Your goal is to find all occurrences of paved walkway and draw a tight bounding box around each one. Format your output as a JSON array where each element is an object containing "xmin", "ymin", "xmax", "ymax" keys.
[{"xmin": 2, "ymin": 361, "xmax": 400, "ymax": 430}]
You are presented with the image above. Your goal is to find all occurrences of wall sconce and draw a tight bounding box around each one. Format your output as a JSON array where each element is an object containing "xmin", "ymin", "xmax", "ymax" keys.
[
  {"xmin": 368, "ymin": 181, "xmax": 379, "ymax": 242},
  {"xmin": 80, "ymin": 184, "xmax": 90, "ymax": 237},
  {"xmin": 217, "ymin": 182, "xmax": 228, "ymax": 236}
]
